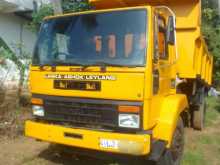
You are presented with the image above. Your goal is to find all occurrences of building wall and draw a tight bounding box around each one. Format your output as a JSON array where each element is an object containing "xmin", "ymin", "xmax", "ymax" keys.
[
  {"xmin": 7, "ymin": 0, "xmax": 34, "ymax": 10},
  {"xmin": 2, "ymin": 0, "xmax": 50, "ymax": 11},
  {"xmin": 0, "ymin": 0, "xmax": 50, "ymax": 86},
  {"xmin": 0, "ymin": 13, "xmax": 37, "ymax": 55}
]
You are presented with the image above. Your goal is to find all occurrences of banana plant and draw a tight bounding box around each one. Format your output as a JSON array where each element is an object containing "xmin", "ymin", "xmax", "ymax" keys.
[{"xmin": 0, "ymin": 38, "xmax": 31, "ymax": 104}]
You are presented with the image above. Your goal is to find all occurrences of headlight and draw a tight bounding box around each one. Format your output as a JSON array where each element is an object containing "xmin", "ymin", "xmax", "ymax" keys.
[
  {"xmin": 119, "ymin": 114, "xmax": 140, "ymax": 128},
  {"xmin": 32, "ymin": 105, "xmax": 45, "ymax": 117}
]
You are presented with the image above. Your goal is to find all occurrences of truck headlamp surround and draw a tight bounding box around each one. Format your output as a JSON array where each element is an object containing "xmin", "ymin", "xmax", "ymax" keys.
[
  {"xmin": 31, "ymin": 98, "xmax": 43, "ymax": 105},
  {"xmin": 32, "ymin": 105, "xmax": 45, "ymax": 117},
  {"xmin": 118, "ymin": 114, "xmax": 140, "ymax": 129}
]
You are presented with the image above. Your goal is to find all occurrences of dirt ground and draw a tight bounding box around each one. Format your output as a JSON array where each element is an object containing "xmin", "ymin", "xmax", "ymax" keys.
[
  {"xmin": 0, "ymin": 137, "xmax": 121, "ymax": 165},
  {"xmin": 0, "ymin": 125, "xmax": 219, "ymax": 165}
]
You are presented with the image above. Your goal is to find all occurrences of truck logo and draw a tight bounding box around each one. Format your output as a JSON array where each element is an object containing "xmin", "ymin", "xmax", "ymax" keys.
[{"xmin": 45, "ymin": 74, "xmax": 116, "ymax": 81}]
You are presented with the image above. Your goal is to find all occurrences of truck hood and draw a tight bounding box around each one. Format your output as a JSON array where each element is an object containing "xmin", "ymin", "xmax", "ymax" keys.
[{"xmin": 29, "ymin": 67, "xmax": 145, "ymax": 101}]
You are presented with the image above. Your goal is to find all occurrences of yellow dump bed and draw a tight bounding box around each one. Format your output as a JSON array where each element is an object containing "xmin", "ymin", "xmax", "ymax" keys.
[{"xmin": 89, "ymin": 0, "xmax": 213, "ymax": 85}]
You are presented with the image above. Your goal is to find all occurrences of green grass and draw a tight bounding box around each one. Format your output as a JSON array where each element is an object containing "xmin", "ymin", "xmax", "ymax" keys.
[
  {"xmin": 182, "ymin": 150, "xmax": 205, "ymax": 165},
  {"xmin": 198, "ymin": 135, "xmax": 213, "ymax": 145},
  {"xmin": 182, "ymin": 97, "xmax": 220, "ymax": 165},
  {"xmin": 205, "ymin": 97, "xmax": 220, "ymax": 126}
]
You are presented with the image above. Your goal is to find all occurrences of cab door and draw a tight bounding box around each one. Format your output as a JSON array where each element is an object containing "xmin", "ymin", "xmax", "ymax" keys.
[
  {"xmin": 153, "ymin": 13, "xmax": 172, "ymax": 95},
  {"xmin": 148, "ymin": 12, "xmax": 176, "ymax": 129}
]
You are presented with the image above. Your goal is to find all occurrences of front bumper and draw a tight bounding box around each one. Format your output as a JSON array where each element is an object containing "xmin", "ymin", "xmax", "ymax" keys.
[{"xmin": 25, "ymin": 120, "xmax": 151, "ymax": 156}]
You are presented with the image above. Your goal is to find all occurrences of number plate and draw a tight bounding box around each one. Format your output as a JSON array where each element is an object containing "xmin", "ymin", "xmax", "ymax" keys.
[{"xmin": 100, "ymin": 139, "xmax": 119, "ymax": 149}]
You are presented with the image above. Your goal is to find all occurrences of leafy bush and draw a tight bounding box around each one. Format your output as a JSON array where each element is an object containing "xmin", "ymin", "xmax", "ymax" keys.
[
  {"xmin": 202, "ymin": 0, "xmax": 220, "ymax": 86},
  {"xmin": 62, "ymin": 0, "xmax": 91, "ymax": 13},
  {"xmin": 28, "ymin": 4, "xmax": 54, "ymax": 31}
]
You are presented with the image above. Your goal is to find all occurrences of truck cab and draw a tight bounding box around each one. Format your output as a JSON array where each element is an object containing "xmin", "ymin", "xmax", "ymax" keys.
[{"xmin": 25, "ymin": 1, "xmax": 212, "ymax": 164}]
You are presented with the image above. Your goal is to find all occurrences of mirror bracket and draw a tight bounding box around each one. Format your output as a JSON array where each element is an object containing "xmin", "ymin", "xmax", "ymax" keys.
[{"xmin": 166, "ymin": 16, "xmax": 175, "ymax": 45}]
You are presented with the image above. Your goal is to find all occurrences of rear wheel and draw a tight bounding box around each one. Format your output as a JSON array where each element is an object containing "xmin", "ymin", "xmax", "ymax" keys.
[
  {"xmin": 193, "ymin": 89, "xmax": 207, "ymax": 130},
  {"xmin": 156, "ymin": 118, "xmax": 185, "ymax": 165}
]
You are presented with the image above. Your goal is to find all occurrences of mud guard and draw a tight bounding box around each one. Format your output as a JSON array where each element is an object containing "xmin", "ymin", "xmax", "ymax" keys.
[{"xmin": 153, "ymin": 94, "xmax": 188, "ymax": 147}]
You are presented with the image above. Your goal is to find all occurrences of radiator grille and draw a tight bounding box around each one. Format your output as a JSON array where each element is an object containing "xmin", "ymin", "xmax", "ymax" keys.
[{"xmin": 43, "ymin": 100, "xmax": 118, "ymax": 128}]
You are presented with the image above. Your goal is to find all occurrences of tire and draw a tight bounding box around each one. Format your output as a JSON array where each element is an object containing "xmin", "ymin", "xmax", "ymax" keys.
[
  {"xmin": 156, "ymin": 118, "xmax": 185, "ymax": 165},
  {"xmin": 193, "ymin": 94, "xmax": 207, "ymax": 130}
]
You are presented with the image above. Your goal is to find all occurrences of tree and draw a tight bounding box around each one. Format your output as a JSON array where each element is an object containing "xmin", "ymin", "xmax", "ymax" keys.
[
  {"xmin": 28, "ymin": 4, "xmax": 54, "ymax": 31},
  {"xmin": 202, "ymin": 0, "xmax": 220, "ymax": 86},
  {"xmin": 29, "ymin": 0, "xmax": 91, "ymax": 31},
  {"xmin": 62, "ymin": 0, "xmax": 91, "ymax": 13}
]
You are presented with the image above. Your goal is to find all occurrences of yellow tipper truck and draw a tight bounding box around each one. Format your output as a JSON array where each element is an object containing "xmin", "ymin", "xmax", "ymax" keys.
[{"xmin": 25, "ymin": 0, "xmax": 213, "ymax": 164}]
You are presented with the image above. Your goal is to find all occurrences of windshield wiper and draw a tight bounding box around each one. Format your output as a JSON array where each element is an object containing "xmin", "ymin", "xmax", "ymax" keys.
[
  {"xmin": 39, "ymin": 60, "xmax": 82, "ymax": 71},
  {"xmin": 39, "ymin": 63, "xmax": 56, "ymax": 71},
  {"xmin": 81, "ymin": 61, "xmax": 142, "ymax": 71},
  {"xmin": 94, "ymin": 61, "xmax": 125, "ymax": 67},
  {"xmin": 53, "ymin": 60, "xmax": 98, "ymax": 71},
  {"xmin": 39, "ymin": 60, "xmax": 141, "ymax": 72},
  {"xmin": 52, "ymin": 60, "xmax": 82, "ymax": 66},
  {"xmin": 80, "ymin": 61, "xmax": 130, "ymax": 72}
]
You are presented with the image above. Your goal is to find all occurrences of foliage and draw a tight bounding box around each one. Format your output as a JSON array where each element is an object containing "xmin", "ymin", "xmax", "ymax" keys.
[
  {"xmin": 28, "ymin": 0, "xmax": 91, "ymax": 31},
  {"xmin": 0, "ymin": 39, "xmax": 31, "ymax": 95},
  {"xmin": 28, "ymin": 4, "xmax": 54, "ymax": 31},
  {"xmin": 62, "ymin": 0, "xmax": 91, "ymax": 13},
  {"xmin": 182, "ymin": 97, "xmax": 220, "ymax": 165},
  {"xmin": 202, "ymin": 0, "xmax": 220, "ymax": 85},
  {"xmin": 0, "ymin": 38, "xmax": 23, "ymax": 71}
]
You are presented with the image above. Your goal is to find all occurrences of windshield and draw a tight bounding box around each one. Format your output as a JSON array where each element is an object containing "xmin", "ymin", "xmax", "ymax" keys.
[{"xmin": 33, "ymin": 9, "xmax": 148, "ymax": 67}]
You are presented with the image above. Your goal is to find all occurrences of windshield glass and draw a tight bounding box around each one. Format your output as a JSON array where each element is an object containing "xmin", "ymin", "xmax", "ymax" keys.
[{"xmin": 33, "ymin": 9, "xmax": 148, "ymax": 67}]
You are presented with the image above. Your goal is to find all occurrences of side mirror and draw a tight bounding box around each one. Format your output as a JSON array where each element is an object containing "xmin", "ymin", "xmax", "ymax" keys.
[{"xmin": 166, "ymin": 16, "xmax": 175, "ymax": 45}]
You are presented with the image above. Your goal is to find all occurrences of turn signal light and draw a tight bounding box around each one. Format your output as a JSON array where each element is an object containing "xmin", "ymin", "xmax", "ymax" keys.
[
  {"xmin": 31, "ymin": 98, "xmax": 43, "ymax": 105},
  {"xmin": 118, "ymin": 106, "xmax": 140, "ymax": 113}
]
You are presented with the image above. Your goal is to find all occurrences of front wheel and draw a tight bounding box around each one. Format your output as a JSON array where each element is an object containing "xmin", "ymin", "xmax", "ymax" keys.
[{"xmin": 156, "ymin": 118, "xmax": 185, "ymax": 165}]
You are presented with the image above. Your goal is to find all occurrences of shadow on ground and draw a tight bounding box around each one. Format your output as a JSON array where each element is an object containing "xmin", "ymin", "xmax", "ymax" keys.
[
  {"xmin": 37, "ymin": 144, "xmax": 155, "ymax": 165},
  {"xmin": 38, "ymin": 146, "xmax": 100, "ymax": 165},
  {"xmin": 38, "ymin": 145, "xmax": 122, "ymax": 165}
]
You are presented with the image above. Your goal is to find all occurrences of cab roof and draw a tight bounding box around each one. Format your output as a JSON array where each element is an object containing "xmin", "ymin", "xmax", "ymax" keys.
[{"xmin": 89, "ymin": 0, "xmax": 201, "ymax": 29}]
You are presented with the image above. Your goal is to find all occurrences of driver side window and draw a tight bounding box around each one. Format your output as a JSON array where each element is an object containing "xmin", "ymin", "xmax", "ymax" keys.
[{"xmin": 154, "ymin": 15, "xmax": 168, "ymax": 61}]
